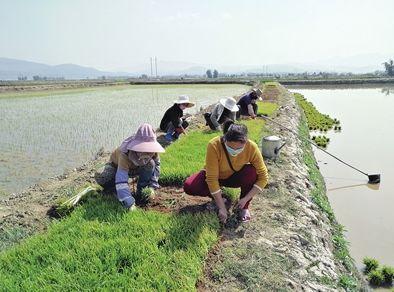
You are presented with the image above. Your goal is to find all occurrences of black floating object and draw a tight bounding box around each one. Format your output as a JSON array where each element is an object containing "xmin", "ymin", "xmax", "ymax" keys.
[{"xmin": 368, "ymin": 174, "xmax": 381, "ymax": 184}]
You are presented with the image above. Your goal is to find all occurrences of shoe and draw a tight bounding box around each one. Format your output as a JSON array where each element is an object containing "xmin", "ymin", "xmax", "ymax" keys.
[
  {"xmin": 239, "ymin": 209, "xmax": 251, "ymax": 223},
  {"xmin": 150, "ymin": 182, "xmax": 161, "ymax": 189}
]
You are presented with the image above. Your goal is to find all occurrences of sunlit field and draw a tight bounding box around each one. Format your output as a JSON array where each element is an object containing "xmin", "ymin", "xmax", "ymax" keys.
[{"xmin": 0, "ymin": 84, "xmax": 249, "ymax": 193}]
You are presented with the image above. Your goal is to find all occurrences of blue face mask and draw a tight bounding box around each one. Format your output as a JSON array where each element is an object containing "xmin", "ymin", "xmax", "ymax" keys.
[{"xmin": 225, "ymin": 143, "xmax": 245, "ymax": 157}]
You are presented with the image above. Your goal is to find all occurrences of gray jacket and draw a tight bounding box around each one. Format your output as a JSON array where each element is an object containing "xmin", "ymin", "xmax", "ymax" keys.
[{"xmin": 210, "ymin": 103, "xmax": 236, "ymax": 130}]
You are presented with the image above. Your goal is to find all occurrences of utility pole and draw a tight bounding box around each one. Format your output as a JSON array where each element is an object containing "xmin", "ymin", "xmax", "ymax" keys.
[
  {"xmin": 150, "ymin": 57, "xmax": 153, "ymax": 77},
  {"xmin": 155, "ymin": 56, "xmax": 158, "ymax": 78}
]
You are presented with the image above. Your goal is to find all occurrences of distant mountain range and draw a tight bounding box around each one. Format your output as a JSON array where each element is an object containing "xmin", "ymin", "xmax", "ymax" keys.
[
  {"xmin": 0, "ymin": 58, "xmax": 130, "ymax": 80},
  {"xmin": 0, "ymin": 54, "xmax": 390, "ymax": 80}
]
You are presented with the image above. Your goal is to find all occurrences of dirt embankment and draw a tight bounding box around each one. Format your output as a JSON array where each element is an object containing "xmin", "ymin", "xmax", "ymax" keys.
[
  {"xmin": 0, "ymin": 84, "xmax": 363, "ymax": 290},
  {"xmin": 0, "ymin": 80, "xmax": 129, "ymax": 94},
  {"xmin": 200, "ymin": 85, "xmax": 363, "ymax": 291}
]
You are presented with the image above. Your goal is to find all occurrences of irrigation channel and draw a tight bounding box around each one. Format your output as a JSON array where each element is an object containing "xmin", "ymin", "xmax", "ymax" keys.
[
  {"xmin": 0, "ymin": 84, "xmax": 249, "ymax": 193},
  {"xmin": 288, "ymin": 85, "xmax": 394, "ymax": 270}
]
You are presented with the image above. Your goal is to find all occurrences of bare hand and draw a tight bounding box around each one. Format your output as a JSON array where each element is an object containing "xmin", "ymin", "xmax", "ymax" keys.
[
  {"xmin": 218, "ymin": 208, "xmax": 228, "ymax": 223},
  {"xmin": 236, "ymin": 198, "xmax": 247, "ymax": 209}
]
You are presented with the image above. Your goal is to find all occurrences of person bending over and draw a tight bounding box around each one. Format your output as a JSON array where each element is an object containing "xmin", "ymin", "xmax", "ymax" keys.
[
  {"xmin": 183, "ymin": 120, "xmax": 268, "ymax": 223},
  {"xmin": 95, "ymin": 123, "xmax": 165, "ymax": 209}
]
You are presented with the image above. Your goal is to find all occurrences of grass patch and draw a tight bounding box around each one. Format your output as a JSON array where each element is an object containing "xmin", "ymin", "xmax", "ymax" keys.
[
  {"xmin": 0, "ymin": 227, "xmax": 32, "ymax": 252},
  {"xmin": 0, "ymin": 195, "xmax": 219, "ymax": 290},
  {"xmin": 298, "ymin": 107, "xmax": 359, "ymax": 290},
  {"xmin": 256, "ymin": 101, "xmax": 279, "ymax": 116},
  {"xmin": 295, "ymin": 93, "xmax": 340, "ymax": 147},
  {"xmin": 211, "ymin": 244, "xmax": 293, "ymax": 291}
]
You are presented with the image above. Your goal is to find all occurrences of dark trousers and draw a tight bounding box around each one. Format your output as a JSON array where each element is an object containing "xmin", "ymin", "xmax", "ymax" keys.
[{"xmin": 236, "ymin": 103, "xmax": 258, "ymax": 119}]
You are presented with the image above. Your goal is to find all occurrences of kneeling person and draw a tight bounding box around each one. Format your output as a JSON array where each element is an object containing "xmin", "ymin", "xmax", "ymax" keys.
[
  {"xmin": 204, "ymin": 97, "xmax": 239, "ymax": 131},
  {"xmin": 236, "ymin": 88, "xmax": 262, "ymax": 119},
  {"xmin": 184, "ymin": 121, "xmax": 268, "ymax": 223},
  {"xmin": 95, "ymin": 123, "xmax": 165, "ymax": 209},
  {"xmin": 160, "ymin": 95, "xmax": 194, "ymax": 142}
]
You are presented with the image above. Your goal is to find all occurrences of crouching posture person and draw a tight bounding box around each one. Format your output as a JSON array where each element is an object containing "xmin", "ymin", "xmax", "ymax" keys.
[
  {"xmin": 184, "ymin": 121, "xmax": 268, "ymax": 223},
  {"xmin": 204, "ymin": 96, "xmax": 239, "ymax": 131},
  {"xmin": 236, "ymin": 88, "xmax": 263, "ymax": 119},
  {"xmin": 95, "ymin": 123, "xmax": 165, "ymax": 209},
  {"xmin": 160, "ymin": 95, "xmax": 194, "ymax": 142}
]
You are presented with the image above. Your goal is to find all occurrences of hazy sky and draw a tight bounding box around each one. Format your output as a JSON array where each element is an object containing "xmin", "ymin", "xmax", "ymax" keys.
[{"xmin": 1, "ymin": 0, "xmax": 393, "ymax": 71}]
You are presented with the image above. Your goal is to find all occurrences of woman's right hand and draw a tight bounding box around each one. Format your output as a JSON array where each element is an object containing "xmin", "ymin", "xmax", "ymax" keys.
[{"xmin": 218, "ymin": 207, "xmax": 228, "ymax": 223}]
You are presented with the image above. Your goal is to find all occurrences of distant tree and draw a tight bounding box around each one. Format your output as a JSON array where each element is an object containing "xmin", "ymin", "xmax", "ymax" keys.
[
  {"xmin": 213, "ymin": 69, "xmax": 219, "ymax": 78},
  {"xmin": 206, "ymin": 69, "xmax": 212, "ymax": 78},
  {"xmin": 140, "ymin": 74, "xmax": 148, "ymax": 79},
  {"xmin": 383, "ymin": 59, "xmax": 394, "ymax": 76},
  {"xmin": 33, "ymin": 75, "xmax": 40, "ymax": 81}
]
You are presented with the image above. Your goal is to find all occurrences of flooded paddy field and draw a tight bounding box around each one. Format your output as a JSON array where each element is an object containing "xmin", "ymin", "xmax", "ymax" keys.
[
  {"xmin": 289, "ymin": 86, "xmax": 394, "ymax": 269},
  {"xmin": 0, "ymin": 84, "xmax": 249, "ymax": 193}
]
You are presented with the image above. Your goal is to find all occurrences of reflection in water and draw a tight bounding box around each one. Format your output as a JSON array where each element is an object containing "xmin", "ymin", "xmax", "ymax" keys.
[
  {"xmin": 328, "ymin": 182, "xmax": 380, "ymax": 192},
  {"xmin": 381, "ymin": 87, "xmax": 394, "ymax": 96}
]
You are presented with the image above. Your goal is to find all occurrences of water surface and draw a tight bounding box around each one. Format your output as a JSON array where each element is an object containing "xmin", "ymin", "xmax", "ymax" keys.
[
  {"xmin": 0, "ymin": 84, "xmax": 249, "ymax": 193},
  {"xmin": 290, "ymin": 86, "xmax": 394, "ymax": 269}
]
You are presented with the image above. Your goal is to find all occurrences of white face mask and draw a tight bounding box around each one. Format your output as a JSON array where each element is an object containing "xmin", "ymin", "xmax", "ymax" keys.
[{"xmin": 225, "ymin": 142, "xmax": 245, "ymax": 157}]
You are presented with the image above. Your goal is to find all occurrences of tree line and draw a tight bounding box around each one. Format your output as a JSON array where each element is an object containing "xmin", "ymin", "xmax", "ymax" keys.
[
  {"xmin": 206, "ymin": 69, "xmax": 219, "ymax": 78},
  {"xmin": 383, "ymin": 59, "xmax": 393, "ymax": 76}
]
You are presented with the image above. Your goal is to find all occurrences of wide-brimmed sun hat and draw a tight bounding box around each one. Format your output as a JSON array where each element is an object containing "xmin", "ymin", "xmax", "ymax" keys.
[
  {"xmin": 173, "ymin": 95, "xmax": 195, "ymax": 107},
  {"xmin": 252, "ymin": 88, "xmax": 263, "ymax": 100},
  {"xmin": 219, "ymin": 97, "xmax": 239, "ymax": 112},
  {"xmin": 120, "ymin": 123, "xmax": 165, "ymax": 153}
]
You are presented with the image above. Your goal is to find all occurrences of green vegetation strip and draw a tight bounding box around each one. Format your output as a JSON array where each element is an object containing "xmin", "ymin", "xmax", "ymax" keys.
[
  {"xmin": 298, "ymin": 109, "xmax": 359, "ymax": 290},
  {"xmin": 295, "ymin": 93, "xmax": 340, "ymax": 148},
  {"xmin": 363, "ymin": 257, "xmax": 394, "ymax": 287},
  {"xmin": 256, "ymin": 101, "xmax": 279, "ymax": 116},
  {"xmin": 0, "ymin": 195, "xmax": 219, "ymax": 290},
  {"xmin": 0, "ymin": 102, "xmax": 278, "ymax": 290}
]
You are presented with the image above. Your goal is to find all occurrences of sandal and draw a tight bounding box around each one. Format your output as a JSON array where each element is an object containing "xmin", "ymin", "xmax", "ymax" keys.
[{"xmin": 239, "ymin": 209, "xmax": 251, "ymax": 223}]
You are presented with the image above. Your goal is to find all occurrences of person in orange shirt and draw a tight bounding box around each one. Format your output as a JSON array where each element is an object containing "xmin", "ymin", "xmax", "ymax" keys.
[{"xmin": 184, "ymin": 120, "xmax": 268, "ymax": 223}]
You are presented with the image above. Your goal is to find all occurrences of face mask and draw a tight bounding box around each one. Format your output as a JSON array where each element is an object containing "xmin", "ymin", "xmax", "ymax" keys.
[
  {"xmin": 225, "ymin": 143, "xmax": 245, "ymax": 157},
  {"xmin": 128, "ymin": 151, "xmax": 153, "ymax": 166}
]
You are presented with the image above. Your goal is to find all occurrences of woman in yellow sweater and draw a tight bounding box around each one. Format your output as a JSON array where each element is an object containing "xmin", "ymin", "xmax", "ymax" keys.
[{"xmin": 184, "ymin": 121, "xmax": 268, "ymax": 223}]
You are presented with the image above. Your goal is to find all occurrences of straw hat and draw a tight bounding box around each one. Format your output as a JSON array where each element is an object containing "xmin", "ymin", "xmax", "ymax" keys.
[
  {"xmin": 219, "ymin": 97, "xmax": 239, "ymax": 112},
  {"xmin": 120, "ymin": 123, "xmax": 165, "ymax": 153},
  {"xmin": 173, "ymin": 95, "xmax": 195, "ymax": 108},
  {"xmin": 252, "ymin": 88, "xmax": 263, "ymax": 101}
]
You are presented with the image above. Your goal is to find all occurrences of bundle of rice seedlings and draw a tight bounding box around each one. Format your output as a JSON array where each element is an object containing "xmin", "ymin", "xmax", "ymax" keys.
[
  {"xmin": 55, "ymin": 184, "xmax": 103, "ymax": 217},
  {"xmin": 139, "ymin": 187, "xmax": 155, "ymax": 204}
]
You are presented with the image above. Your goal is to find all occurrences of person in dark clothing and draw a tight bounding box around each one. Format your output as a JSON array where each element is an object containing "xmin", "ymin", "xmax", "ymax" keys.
[
  {"xmin": 236, "ymin": 88, "xmax": 263, "ymax": 119},
  {"xmin": 160, "ymin": 95, "xmax": 195, "ymax": 142}
]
